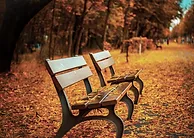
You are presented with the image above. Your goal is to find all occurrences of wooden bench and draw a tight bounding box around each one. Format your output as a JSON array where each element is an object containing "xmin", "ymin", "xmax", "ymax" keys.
[
  {"xmin": 89, "ymin": 50, "xmax": 144, "ymax": 104},
  {"xmin": 45, "ymin": 56, "xmax": 134, "ymax": 138}
]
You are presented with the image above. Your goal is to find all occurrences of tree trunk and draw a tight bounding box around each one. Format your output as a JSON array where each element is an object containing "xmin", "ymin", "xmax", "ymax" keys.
[
  {"xmin": 75, "ymin": 28, "xmax": 84, "ymax": 55},
  {"xmin": 72, "ymin": 0, "xmax": 88, "ymax": 56},
  {"xmin": 0, "ymin": 0, "xmax": 52, "ymax": 73},
  {"xmin": 121, "ymin": 6, "xmax": 129, "ymax": 53},
  {"xmin": 52, "ymin": 37, "xmax": 57, "ymax": 59},
  {"xmin": 68, "ymin": 29, "xmax": 73, "ymax": 57},
  {"xmin": 101, "ymin": 0, "xmax": 112, "ymax": 50},
  {"xmin": 0, "ymin": 0, "xmax": 5, "ymax": 28},
  {"xmin": 123, "ymin": 4, "xmax": 130, "ymax": 41},
  {"xmin": 49, "ymin": 0, "xmax": 56, "ymax": 59},
  {"xmin": 135, "ymin": 22, "xmax": 140, "ymax": 37},
  {"xmin": 66, "ymin": 12, "xmax": 74, "ymax": 57}
]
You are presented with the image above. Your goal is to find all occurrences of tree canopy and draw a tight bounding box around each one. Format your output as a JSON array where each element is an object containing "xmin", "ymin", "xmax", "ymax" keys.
[
  {"xmin": 131, "ymin": 0, "xmax": 182, "ymax": 38},
  {"xmin": 171, "ymin": 0, "xmax": 194, "ymax": 38},
  {"xmin": 0, "ymin": 0, "xmax": 184, "ymax": 72}
]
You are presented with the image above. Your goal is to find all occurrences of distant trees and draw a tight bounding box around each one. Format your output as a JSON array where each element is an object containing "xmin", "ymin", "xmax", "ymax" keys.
[
  {"xmin": 130, "ymin": 0, "xmax": 182, "ymax": 39},
  {"xmin": 0, "ymin": 0, "xmax": 183, "ymax": 72},
  {"xmin": 183, "ymin": 5, "xmax": 194, "ymax": 37},
  {"xmin": 171, "ymin": 1, "xmax": 194, "ymax": 41}
]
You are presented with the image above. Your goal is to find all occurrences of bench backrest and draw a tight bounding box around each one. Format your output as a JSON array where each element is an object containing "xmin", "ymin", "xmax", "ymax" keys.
[
  {"xmin": 89, "ymin": 50, "xmax": 116, "ymax": 87},
  {"xmin": 45, "ymin": 56, "xmax": 93, "ymax": 118},
  {"xmin": 45, "ymin": 56, "xmax": 93, "ymax": 93}
]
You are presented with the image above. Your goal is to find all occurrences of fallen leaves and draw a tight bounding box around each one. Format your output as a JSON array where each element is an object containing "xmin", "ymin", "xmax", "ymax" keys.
[{"xmin": 0, "ymin": 43, "xmax": 194, "ymax": 137}]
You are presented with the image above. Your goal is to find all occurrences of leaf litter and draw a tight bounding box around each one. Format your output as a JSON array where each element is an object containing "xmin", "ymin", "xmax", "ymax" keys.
[{"xmin": 0, "ymin": 43, "xmax": 194, "ymax": 138}]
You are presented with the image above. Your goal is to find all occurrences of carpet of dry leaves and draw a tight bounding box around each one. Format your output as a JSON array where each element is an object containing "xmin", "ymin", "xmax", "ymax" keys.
[{"xmin": 0, "ymin": 43, "xmax": 194, "ymax": 138}]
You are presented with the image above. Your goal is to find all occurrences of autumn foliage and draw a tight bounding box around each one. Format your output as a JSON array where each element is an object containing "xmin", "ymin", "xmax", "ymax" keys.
[{"xmin": 14, "ymin": 0, "xmax": 183, "ymax": 59}]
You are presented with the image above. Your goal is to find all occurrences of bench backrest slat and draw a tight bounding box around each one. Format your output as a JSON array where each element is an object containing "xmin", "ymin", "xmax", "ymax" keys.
[
  {"xmin": 90, "ymin": 51, "xmax": 116, "ymax": 87},
  {"xmin": 97, "ymin": 57, "xmax": 115, "ymax": 70},
  {"xmin": 56, "ymin": 66, "xmax": 92, "ymax": 88},
  {"xmin": 47, "ymin": 56, "xmax": 87, "ymax": 75},
  {"xmin": 90, "ymin": 50, "xmax": 115, "ymax": 71},
  {"xmin": 92, "ymin": 50, "xmax": 112, "ymax": 62},
  {"xmin": 46, "ymin": 56, "xmax": 93, "ymax": 90}
]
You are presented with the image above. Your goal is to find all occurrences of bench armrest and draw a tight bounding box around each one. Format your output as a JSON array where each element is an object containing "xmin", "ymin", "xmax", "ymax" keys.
[
  {"xmin": 107, "ymin": 69, "xmax": 142, "ymax": 84},
  {"xmin": 71, "ymin": 82, "xmax": 131, "ymax": 110}
]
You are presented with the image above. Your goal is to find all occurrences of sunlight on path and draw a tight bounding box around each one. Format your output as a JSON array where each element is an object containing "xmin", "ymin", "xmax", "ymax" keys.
[
  {"xmin": 66, "ymin": 43, "xmax": 194, "ymax": 138},
  {"xmin": 1, "ymin": 43, "xmax": 193, "ymax": 138},
  {"xmin": 112, "ymin": 43, "xmax": 194, "ymax": 138}
]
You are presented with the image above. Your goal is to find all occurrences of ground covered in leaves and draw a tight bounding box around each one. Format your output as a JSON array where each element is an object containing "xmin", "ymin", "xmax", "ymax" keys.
[{"xmin": 1, "ymin": 43, "xmax": 194, "ymax": 138}]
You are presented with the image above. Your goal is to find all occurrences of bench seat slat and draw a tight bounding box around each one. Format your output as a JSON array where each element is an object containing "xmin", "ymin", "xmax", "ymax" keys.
[
  {"xmin": 102, "ymin": 82, "xmax": 131, "ymax": 106},
  {"xmin": 71, "ymin": 82, "xmax": 131, "ymax": 110},
  {"xmin": 56, "ymin": 66, "xmax": 92, "ymax": 88},
  {"xmin": 71, "ymin": 85, "xmax": 117, "ymax": 110},
  {"xmin": 86, "ymin": 85, "xmax": 119, "ymax": 109},
  {"xmin": 71, "ymin": 100, "xmax": 89, "ymax": 110},
  {"xmin": 92, "ymin": 50, "xmax": 111, "ymax": 61},
  {"xmin": 47, "ymin": 56, "xmax": 87, "ymax": 74}
]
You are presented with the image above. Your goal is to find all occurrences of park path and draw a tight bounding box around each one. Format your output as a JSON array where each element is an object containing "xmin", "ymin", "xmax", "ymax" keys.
[
  {"xmin": 0, "ymin": 43, "xmax": 194, "ymax": 138},
  {"xmin": 111, "ymin": 43, "xmax": 194, "ymax": 138},
  {"xmin": 64, "ymin": 43, "xmax": 194, "ymax": 138}
]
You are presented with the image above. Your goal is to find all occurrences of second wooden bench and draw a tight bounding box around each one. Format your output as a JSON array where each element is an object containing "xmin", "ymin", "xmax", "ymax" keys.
[{"xmin": 89, "ymin": 50, "xmax": 144, "ymax": 104}]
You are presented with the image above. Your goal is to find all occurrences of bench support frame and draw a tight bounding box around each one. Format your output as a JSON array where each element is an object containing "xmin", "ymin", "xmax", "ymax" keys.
[
  {"xmin": 45, "ymin": 56, "xmax": 139, "ymax": 138},
  {"xmin": 134, "ymin": 76, "xmax": 144, "ymax": 95},
  {"xmin": 55, "ymin": 90, "xmax": 124, "ymax": 138}
]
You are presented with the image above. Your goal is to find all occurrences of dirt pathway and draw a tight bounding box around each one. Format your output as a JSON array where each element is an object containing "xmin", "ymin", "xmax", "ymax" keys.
[
  {"xmin": 65, "ymin": 43, "xmax": 194, "ymax": 138},
  {"xmin": 114, "ymin": 43, "xmax": 194, "ymax": 138},
  {"xmin": 0, "ymin": 43, "xmax": 194, "ymax": 138}
]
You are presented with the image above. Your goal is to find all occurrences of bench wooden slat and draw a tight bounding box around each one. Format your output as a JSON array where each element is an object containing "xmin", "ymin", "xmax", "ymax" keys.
[
  {"xmin": 107, "ymin": 75, "xmax": 135, "ymax": 83},
  {"xmin": 47, "ymin": 56, "xmax": 87, "ymax": 74},
  {"xmin": 97, "ymin": 57, "xmax": 115, "ymax": 70},
  {"xmin": 71, "ymin": 83, "xmax": 131, "ymax": 110},
  {"xmin": 71, "ymin": 85, "xmax": 116, "ymax": 109},
  {"xmin": 107, "ymin": 69, "xmax": 142, "ymax": 84},
  {"xmin": 86, "ymin": 85, "xmax": 119, "ymax": 109},
  {"xmin": 92, "ymin": 50, "xmax": 111, "ymax": 61},
  {"xmin": 102, "ymin": 82, "xmax": 131, "ymax": 106},
  {"xmin": 56, "ymin": 66, "xmax": 92, "ymax": 88},
  {"xmin": 71, "ymin": 99, "xmax": 89, "ymax": 110}
]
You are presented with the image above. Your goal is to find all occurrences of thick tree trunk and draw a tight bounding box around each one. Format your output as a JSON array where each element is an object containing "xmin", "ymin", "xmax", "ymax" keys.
[
  {"xmin": 72, "ymin": 15, "xmax": 80, "ymax": 56},
  {"xmin": 75, "ymin": 28, "xmax": 84, "ymax": 55},
  {"xmin": 49, "ymin": 0, "xmax": 56, "ymax": 59},
  {"xmin": 71, "ymin": 0, "xmax": 88, "ymax": 56},
  {"xmin": 121, "ymin": 6, "xmax": 130, "ymax": 53},
  {"xmin": 66, "ymin": 13, "xmax": 74, "ymax": 57},
  {"xmin": 101, "ymin": 0, "xmax": 112, "ymax": 50},
  {"xmin": 68, "ymin": 29, "xmax": 73, "ymax": 57},
  {"xmin": 0, "ymin": 0, "xmax": 5, "ymax": 28},
  {"xmin": 0, "ymin": 0, "xmax": 52, "ymax": 73}
]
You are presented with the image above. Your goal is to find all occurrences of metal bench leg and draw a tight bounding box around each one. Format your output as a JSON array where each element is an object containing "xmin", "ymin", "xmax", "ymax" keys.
[
  {"xmin": 107, "ymin": 106, "xmax": 124, "ymax": 138},
  {"xmin": 135, "ymin": 76, "xmax": 144, "ymax": 95},
  {"xmin": 55, "ymin": 122, "xmax": 72, "ymax": 138},
  {"xmin": 55, "ymin": 109, "xmax": 91, "ymax": 138},
  {"xmin": 121, "ymin": 94, "xmax": 134, "ymax": 120},
  {"xmin": 55, "ymin": 116, "xmax": 78, "ymax": 138},
  {"xmin": 130, "ymin": 82, "xmax": 139, "ymax": 104},
  {"xmin": 82, "ymin": 106, "xmax": 124, "ymax": 138}
]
